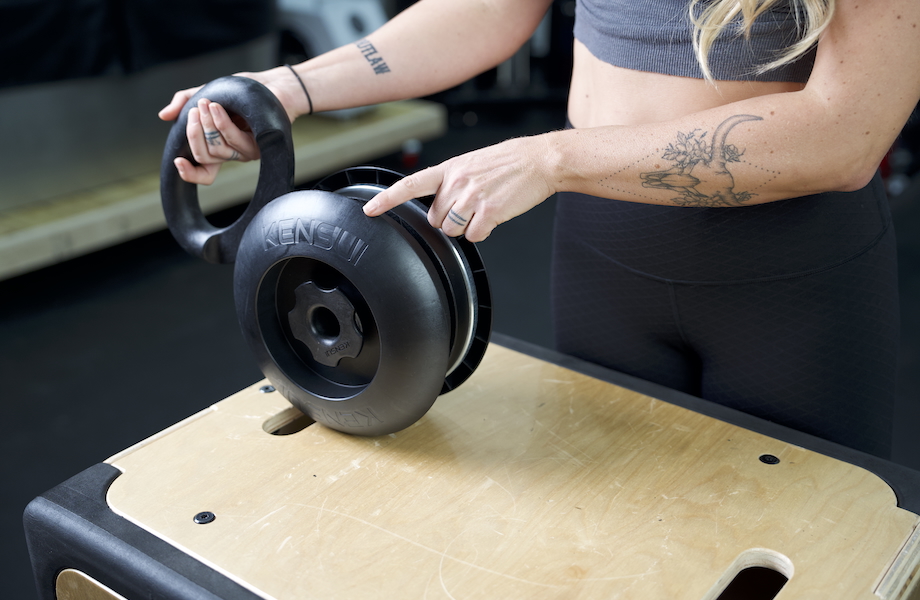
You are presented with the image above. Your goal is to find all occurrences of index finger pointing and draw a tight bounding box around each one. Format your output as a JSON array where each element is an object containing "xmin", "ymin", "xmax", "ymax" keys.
[{"xmin": 363, "ymin": 166, "xmax": 443, "ymax": 216}]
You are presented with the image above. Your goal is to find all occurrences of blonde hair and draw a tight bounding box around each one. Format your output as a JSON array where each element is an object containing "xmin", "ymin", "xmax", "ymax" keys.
[{"xmin": 689, "ymin": 0, "xmax": 835, "ymax": 81}]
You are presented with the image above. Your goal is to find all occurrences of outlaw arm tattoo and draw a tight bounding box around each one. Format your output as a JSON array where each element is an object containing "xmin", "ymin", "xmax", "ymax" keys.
[
  {"xmin": 639, "ymin": 114, "xmax": 765, "ymax": 207},
  {"xmin": 355, "ymin": 38, "xmax": 391, "ymax": 75}
]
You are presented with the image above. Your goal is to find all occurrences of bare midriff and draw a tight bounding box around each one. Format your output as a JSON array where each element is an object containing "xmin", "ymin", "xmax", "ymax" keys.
[{"xmin": 567, "ymin": 39, "xmax": 806, "ymax": 128}]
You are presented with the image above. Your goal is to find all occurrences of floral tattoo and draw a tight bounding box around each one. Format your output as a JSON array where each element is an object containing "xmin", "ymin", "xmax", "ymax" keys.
[{"xmin": 640, "ymin": 114, "xmax": 764, "ymax": 207}]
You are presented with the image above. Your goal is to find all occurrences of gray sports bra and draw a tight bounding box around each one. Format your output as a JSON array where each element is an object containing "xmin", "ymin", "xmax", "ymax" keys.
[{"xmin": 574, "ymin": 0, "xmax": 816, "ymax": 82}]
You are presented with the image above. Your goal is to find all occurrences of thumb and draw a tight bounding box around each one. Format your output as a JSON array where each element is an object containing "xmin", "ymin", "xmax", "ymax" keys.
[{"xmin": 158, "ymin": 86, "xmax": 203, "ymax": 121}]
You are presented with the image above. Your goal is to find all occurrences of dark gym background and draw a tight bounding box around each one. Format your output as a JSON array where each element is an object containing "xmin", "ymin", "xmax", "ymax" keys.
[{"xmin": 2, "ymin": 2, "xmax": 918, "ymax": 598}]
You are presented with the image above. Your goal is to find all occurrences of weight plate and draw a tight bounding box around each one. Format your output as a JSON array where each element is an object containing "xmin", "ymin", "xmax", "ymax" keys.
[
  {"xmin": 235, "ymin": 187, "xmax": 458, "ymax": 435},
  {"xmin": 162, "ymin": 76, "xmax": 493, "ymax": 436},
  {"xmin": 315, "ymin": 167, "xmax": 492, "ymax": 394}
]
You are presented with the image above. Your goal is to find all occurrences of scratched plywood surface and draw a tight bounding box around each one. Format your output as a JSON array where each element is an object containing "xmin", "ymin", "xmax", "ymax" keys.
[{"xmin": 106, "ymin": 344, "xmax": 920, "ymax": 599}]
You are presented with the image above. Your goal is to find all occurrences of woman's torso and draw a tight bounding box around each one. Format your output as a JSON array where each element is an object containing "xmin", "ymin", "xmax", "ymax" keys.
[
  {"xmin": 567, "ymin": 0, "xmax": 811, "ymax": 127},
  {"xmin": 568, "ymin": 39, "xmax": 805, "ymax": 128},
  {"xmin": 559, "ymin": 1, "xmax": 891, "ymax": 284}
]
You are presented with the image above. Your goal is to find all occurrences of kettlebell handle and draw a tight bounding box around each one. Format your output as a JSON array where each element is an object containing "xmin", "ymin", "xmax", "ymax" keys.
[{"xmin": 160, "ymin": 75, "xmax": 294, "ymax": 264}]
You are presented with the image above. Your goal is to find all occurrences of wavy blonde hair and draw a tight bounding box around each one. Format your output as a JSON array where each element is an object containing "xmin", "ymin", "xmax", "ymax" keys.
[{"xmin": 690, "ymin": 0, "xmax": 835, "ymax": 81}]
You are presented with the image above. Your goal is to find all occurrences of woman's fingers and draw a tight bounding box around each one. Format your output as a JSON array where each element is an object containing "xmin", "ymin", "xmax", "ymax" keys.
[
  {"xmin": 363, "ymin": 164, "xmax": 486, "ymax": 239},
  {"xmin": 181, "ymin": 98, "xmax": 260, "ymax": 184},
  {"xmin": 188, "ymin": 100, "xmax": 258, "ymax": 162},
  {"xmin": 187, "ymin": 100, "xmax": 239, "ymax": 163},
  {"xmin": 160, "ymin": 84, "xmax": 262, "ymax": 185},
  {"xmin": 209, "ymin": 102, "xmax": 260, "ymax": 160},
  {"xmin": 441, "ymin": 206, "xmax": 475, "ymax": 238},
  {"xmin": 364, "ymin": 166, "xmax": 443, "ymax": 216},
  {"xmin": 196, "ymin": 99, "xmax": 223, "ymax": 152},
  {"xmin": 186, "ymin": 105, "xmax": 210, "ymax": 165},
  {"xmin": 363, "ymin": 137, "xmax": 555, "ymax": 243}
]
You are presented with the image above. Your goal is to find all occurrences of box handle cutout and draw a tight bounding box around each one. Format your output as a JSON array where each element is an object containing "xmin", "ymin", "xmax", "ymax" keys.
[
  {"xmin": 703, "ymin": 549, "xmax": 794, "ymax": 600},
  {"xmin": 263, "ymin": 405, "xmax": 314, "ymax": 435},
  {"xmin": 715, "ymin": 566, "xmax": 788, "ymax": 599}
]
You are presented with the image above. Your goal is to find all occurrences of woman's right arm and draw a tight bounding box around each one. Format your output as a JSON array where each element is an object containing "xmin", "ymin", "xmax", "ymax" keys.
[{"xmin": 158, "ymin": 0, "xmax": 554, "ymax": 184}]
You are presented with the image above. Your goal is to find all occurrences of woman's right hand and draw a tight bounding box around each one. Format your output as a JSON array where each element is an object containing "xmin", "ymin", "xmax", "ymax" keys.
[{"xmin": 157, "ymin": 67, "xmax": 305, "ymax": 185}]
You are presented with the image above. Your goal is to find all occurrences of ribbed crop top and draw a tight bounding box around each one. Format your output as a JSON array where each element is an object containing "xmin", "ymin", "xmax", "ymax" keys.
[{"xmin": 574, "ymin": 0, "xmax": 816, "ymax": 82}]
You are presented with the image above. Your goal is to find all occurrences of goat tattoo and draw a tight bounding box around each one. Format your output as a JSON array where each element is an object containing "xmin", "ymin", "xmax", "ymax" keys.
[{"xmin": 640, "ymin": 114, "xmax": 763, "ymax": 207}]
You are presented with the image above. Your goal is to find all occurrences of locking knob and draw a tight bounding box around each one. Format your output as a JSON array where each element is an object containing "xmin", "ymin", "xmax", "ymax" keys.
[{"xmin": 287, "ymin": 281, "xmax": 363, "ymax": 367}]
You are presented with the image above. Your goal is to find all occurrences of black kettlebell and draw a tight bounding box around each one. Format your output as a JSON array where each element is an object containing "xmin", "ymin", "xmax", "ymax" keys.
[{"xmin": 161, "ymin": 76, "xmax": 491, "ymax": 436}]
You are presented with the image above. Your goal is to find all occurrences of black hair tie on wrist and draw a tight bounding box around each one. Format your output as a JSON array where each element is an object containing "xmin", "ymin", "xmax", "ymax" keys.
[{"xmin": 285, "ymin": 64, "xmax": 313, "ymax": 115}]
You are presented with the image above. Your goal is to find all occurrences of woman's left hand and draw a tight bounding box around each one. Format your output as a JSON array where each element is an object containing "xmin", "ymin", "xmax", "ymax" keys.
[{"xmin": 364, "ymin": 135, "xmax": 557, "ymax": 242}]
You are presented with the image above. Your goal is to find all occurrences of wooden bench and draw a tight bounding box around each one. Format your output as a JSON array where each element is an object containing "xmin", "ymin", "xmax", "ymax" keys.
[{"xmin": 0, "ymin": 100, "xmax": 445, "ymax": 281}]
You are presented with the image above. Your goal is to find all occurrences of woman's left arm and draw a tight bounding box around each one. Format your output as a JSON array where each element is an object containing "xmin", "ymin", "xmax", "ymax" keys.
[{"xmin": 366, "ymin": 0, "xmax": 920, "ymax": 242}]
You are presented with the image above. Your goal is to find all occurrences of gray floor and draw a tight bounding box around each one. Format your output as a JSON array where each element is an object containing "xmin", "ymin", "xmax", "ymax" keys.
[{"xmin": 2, "ymin": 102, "xmax": 918, "ymax": 598}]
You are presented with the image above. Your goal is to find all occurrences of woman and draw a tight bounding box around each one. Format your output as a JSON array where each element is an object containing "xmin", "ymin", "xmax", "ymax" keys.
[{"xmin": 160, "ymin": 0, "xmax": 920, "ymax": 456}]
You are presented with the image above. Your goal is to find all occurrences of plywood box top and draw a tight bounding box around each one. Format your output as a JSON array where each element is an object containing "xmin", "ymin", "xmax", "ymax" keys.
[{"xmin": 106, "ymin": 342, "xmax": 920, "ymax": 599}]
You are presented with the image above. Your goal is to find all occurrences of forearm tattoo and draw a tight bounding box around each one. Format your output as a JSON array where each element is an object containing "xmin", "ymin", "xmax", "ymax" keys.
[
  {"xmin": 638, "ymin": 114, "xmax": 766, "ymax": 207},
  {"xmin": 356, "ymin": 38, "xmax": 391, "ymax": 75}
]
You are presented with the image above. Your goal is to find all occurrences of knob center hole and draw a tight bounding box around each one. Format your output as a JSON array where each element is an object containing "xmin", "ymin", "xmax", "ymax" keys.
[{"xmin": 311, "ymin": 306, "xmax": 341, "ymax": 341}]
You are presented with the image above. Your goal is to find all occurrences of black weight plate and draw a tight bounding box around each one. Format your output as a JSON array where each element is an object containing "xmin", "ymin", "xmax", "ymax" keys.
[
  {"xmin": 234, "ymin": 189, "xmax": 452, "ymax": 436},
  {"xmin": 315, "ymin": 167, "xmax": 492, "ymax": 394}
]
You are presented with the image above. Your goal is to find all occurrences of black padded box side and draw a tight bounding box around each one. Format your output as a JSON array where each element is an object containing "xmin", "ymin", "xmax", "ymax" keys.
[{"xmin": 24, "ymin": 462, "xmax": 262, "ymax": 600}]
